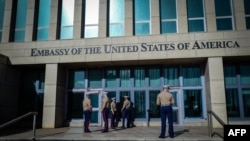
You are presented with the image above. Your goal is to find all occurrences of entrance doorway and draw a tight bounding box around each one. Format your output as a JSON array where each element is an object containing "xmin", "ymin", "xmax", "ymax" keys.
[{"xmin": 170, "ymin": 89, "xmax": 182, "ymax": 125}]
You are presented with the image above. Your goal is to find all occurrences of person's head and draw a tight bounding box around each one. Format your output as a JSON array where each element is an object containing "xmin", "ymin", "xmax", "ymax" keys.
[
  {"xmin": 112, "ymin": 97, "xmax": 116, "ymax": 102},
  {"xmin": 124, "ymin": 95, "xmax": 129, "ymax": 100},
  {"xmin": 163, "ymin": 85, "xmax": 170, "ymax": 91},
  {"xmin": 103, "ymin": 91, "xmax": 108, "ymax": 98}
]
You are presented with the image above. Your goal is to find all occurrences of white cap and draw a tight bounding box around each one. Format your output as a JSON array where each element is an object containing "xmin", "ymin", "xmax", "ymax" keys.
[
  {"xmin": 103, "ymin": 91, "xmax": 108, "ymax": 94},
  {"xmin": 163, "ymin": 85, "xmax": 170, "ymax": 89},
  {"xmin": 124, "ymin": 95, "xmax": 129, "ymax": 98},
  {"xmin": 112, "ymin": 97, "xmax": 116, "ymax": 100}
]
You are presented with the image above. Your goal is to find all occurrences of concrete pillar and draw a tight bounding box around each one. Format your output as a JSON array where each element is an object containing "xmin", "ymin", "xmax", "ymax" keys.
[
  {"xmin": 205, "ymin": 57, "xmax": 227, "ymax": 128},
  {"xmin": 98, "ymin": 0, "xmax": 107, "ymax": 37},
  {"xmin": 25, "ymin": 0, "xmax": 35, "ymax": 42},
  {"xmin": 2, "ymin": 0, "xmax": 12, "ymax": 43},
  {"xmin": 233, "ymin": 0, "xmax": 246, "ymax": 30},
  {"xmin": 205, "ymin": 0, "xmax": 216, "ymax": 32},
  {"xmin": 49, "ymin": 0, "xmax": 58, "ymax": 40},
  {"xmin": 73, "ymin": 0, "xmax": 82, "ymax": 39},
  {"xmin": 42, "ymin": 64, "xmax": 66, "ymax": 128},
  {"xmin": 125, "ymin": 0, "xmax": 133, "ymax": 36},
  {"xmin": 151, "ymin": 0, "xmax": 160, "ymax": 35},
  {"xmin": 177, "ymin": 0, "xmax": 188, "ymax": 33}
]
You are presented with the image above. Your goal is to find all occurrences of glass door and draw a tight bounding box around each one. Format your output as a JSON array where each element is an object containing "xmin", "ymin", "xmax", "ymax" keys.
[
  {"xmin": 86, "ymin": 89, "xmax": 103, "ymax": 126},
  {"xmin": 170, "ymin": 89, "xmax": 181, "ymax": 125}
]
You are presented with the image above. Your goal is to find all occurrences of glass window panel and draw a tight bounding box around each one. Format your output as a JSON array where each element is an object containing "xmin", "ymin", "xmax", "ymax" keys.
[
  {"xmin": 240, "ymin": 65, "xmax": 250, "ymax": 85},
  {"xmin": 14, "ymin": 30, "xmax": 25, "ymax": 42},
  {"xmin": 60, "ymin": 26, "xmax": 73, "ymax": 39},
  {"xmin": 85, "ymin": 26, "xmax": 98, "ymax": 38},
  {"xmin": 188, "ymin": 20, "xmax": 204, "ymax": 32},
  {"xmin": 90, "ymin": 111, "xmax": 98, "ymax": 123},
  {"xmin": 108, "ymin": 91, "xmax": 116, "ymax": 101},
  {"xmin": 135, "ymin": 23, "xmax": 150, "ymax": 35},
  {"xmin": 68, "ymin": 92, "xmax": 84, "ymax": 119},
  {"xmin": 171, "ymin": 91, "xmax": 177, "ymax": 107},
  {"xmin": 85, "ymin": 0, "xmax": 99, "ymax": 24},
  {"xmin": 242, "ymin": 89, "xmax": 250, "ymax": 117},
  {"xmin": 149, "ymin": 90, "xmax": 160, "ymax": 118},
  {"xmin": 120, "ymin": 68, "xmax": 130, "ymax": 87},
  {"xmin": 134, "ymin": 91, "xmax": 146, "ymax": 118},
  {"xmin": 61, "ymin": 0, "xmax": 74, "ymax": 26},
  {"xmin": 90, "ymin": 94, "xmax": 99, "ymax": 107},
  {"xmin": 244, "ymin": 0, "xmax": 250, "ymax": 15},
  {"xmin": 162, "ymin": 21, "xmax": 177, "ymax": 33},
  {"xmin": 135, "ymin": 0, "xmax": 150, "ymax": 21},
  {"xmin": 88, "ymin": 69, "xmax": 102, "ymax": 88},
  {"xmin": 37, "ymin": 29, "xmax": 49, "ymax": 41},
  {"xmin": 160, "ymin": 0, "xmax": 176, "ymax": 19},
  {"xmin": 109, "ymin": 23, "xmax": 124, "ymax": 36},
  {"xmin": 15, "ymin": 0, "xmax": 28, "ymax": 28},
  {"xmin": 216, "ymin": 18, "xmax": 233, "ymax": 30},
  {"xmin": 246, "ymin": 17, "xmax": 250, "ymax": 29},
  {"xmin": 183, "ymin": 66, "xmax": 201, "ymax": 86},
  {"xmin": 224, "ymin": 65, "xmax": 237, "ymax": 85},
  {"xmin": 38, "ymin": 0, "xmax": 51, "ymax": 27},
  {"xmin": 134, "ymin": 68, "xmax": 145, "ymax": 87},
  {"xmin": 187, "ymin": 0, "xmax": 204, "ymax": 18},
  {"xmin": 0, "ymin": 32, "xmax": 2, "ymax": 42},
  {"xmin": 109, "ymin": 0, "xmax": 124, "ymax": 23},
  {"xmin": 106, "ymin": 69, "xmax": 117, "ymax": 88},
  {"xmin": 163, "ymin": 67, "xmax": 179, "ymax": 86},
  {"xmin": 215, "ymin": 0, "xmax": 232, "ymax": 17},
  {"xmin": 0, "ymin": 0, "xmax": 5, "ymax": 29},
  {"xmin": 226, "ymin": 89, "xmax": 240, "ymax": 117},
  {"xmin": 184, "ymin": 90, "xmax": 202, "ymax": 118},
  {"xmin": 149, "ymin": 67, "xmax": 161, "ymax": 87}
]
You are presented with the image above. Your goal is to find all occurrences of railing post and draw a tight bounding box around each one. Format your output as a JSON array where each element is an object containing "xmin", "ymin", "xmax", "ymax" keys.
[
  {"xmin": 208, "ymin": 112, "xmax": 211, "ymax": 138},
  {"xmin": 32, "ymin": 114, "xmax": 37, "ymax": 140}
]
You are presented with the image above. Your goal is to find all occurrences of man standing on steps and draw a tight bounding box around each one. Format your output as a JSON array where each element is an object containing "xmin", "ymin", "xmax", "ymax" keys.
[
  {"xmin": 121, "ymin": 95, "xmax": 131, "ymax": 128},
  {"xmin": 157, "ymin": 85, "xmax": 175, "ymax": 139},
  {"xmin": 83, "ymin": 92, "xmax": 92, "ymax": 133}
]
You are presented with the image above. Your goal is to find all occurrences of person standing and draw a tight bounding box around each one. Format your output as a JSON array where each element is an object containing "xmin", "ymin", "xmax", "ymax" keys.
[
  {"xmin": 121, "ymin": 95, "xmax": 131, "ymax": 128},
  {"xmin": 101, "ymin": 92, "xmax": 110, "ymax": 132},
  {"xmin": 82, "ymin": 93, "xmax": 92, "ymax": 133},
  {"xmin": 157, "ymin": 85, "xmax": 175, "ymax": 139},
  {"xmin": 110, "ymin": 97, "xmax": 117, "ymax": 129}
]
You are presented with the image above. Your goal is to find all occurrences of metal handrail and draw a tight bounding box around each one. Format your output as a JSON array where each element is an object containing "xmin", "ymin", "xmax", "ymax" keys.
[
  {"xmin": 0, "ymin": 112, "xmax": 38, "ymax": 140},
  {"xmin": 207, "ymin": 110, "xmax": 226, "ymax": 138}
]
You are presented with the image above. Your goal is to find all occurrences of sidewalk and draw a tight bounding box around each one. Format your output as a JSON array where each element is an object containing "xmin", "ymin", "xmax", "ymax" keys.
[{"xmin": 0, "ymin": 126, "xmax": 223, "ymax": 141}]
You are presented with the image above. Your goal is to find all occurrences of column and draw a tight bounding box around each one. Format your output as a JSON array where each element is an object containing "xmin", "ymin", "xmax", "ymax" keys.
[
  {"xmin": 73, "ymin": 0, "xmax": 82, "ymax": 39},
  {"xmin": 233, "ymin": 0, "xmax": 246, "ymax": 30},
  {"xmin": 98, "ymin": 0, "xmax": 107, "ymax": 37},
  {"xmin": 177, "ymin": 0, "xmax": 188, "ymax": 33},
  {"xmin": 205, "ymin": 0, "xmax": 217, "ymax": 32},
  {"xmin": 151, "ymin": 0, "xmax": 160, "ymax": 35},
  {"xmin": 125, "ymin": 0, "xmax": 133, "ymax": 36},
  {"xmin": 205, "ymin": 57, "xmax": 227, "ymax": 127},
  {"xmin": 2, "ymin": 0, "xmax": 12, "ymax": 43},
  {"xmin": 25, "ymin": 0, "xmax": 35, "ymax": 42},
  {"xmin": 49, "ymin": 0, "xmax": 59, "ymax": 40},
  {"xmin": 42, "ymin": 64, "xmax": 66, "ymax": 128}
]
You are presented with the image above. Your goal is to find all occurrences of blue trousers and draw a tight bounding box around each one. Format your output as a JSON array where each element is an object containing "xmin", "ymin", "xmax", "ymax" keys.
[
  {"xmin": 83, "ymin": 110, "xmax": 91, "ymax": 132},
  {"xmin": 122, "ymin": 109, "xmax": 130, "ymax": 128},
  {"xmin": 160, "ymin": 106, "xmax": 174, "ymax": 137},
  {"xmin": 102, "ymin": 108, "xmax": 109, "ymax": 131}
]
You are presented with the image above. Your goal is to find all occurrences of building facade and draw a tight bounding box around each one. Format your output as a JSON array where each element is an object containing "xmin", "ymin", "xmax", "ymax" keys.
[{"xmin": 0, "ymin": 0, "xmax": 250, "ymax": 128}]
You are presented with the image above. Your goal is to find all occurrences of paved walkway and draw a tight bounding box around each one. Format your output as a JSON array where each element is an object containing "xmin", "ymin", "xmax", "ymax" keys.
[{"xmin": 0, "ymin": 126, "xmax": 223, "ymax": 141}]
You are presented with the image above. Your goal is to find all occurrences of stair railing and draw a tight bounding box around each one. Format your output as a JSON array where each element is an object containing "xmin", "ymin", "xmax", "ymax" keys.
[
  {"xmin": 0, "ymin": 112, "xmax": 38, "ymax": 140},
  {"xmin": 207, "ymin": 110, "xmax": 226, "ymax": 138}
]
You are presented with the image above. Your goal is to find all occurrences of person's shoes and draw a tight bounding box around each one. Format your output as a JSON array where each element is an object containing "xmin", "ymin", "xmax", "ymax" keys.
[
  {"xmin": 169, "ymin": 136, "xmax": 174, "ymax": 138},
  {"xmin": 111, "ymin": 127, "xmax": 116, "ymax": 129},
  {"xmin": 101, "ymin": 129, "xmax": 108, "ymax": 133},
  {"xmin": 84, "ymin": 130, "xmax": 91, "ymax": 133},
  {"xmin": 121, "ymin": 126, "xmax": 125, "ymax": 129},
  {"xmin": 158, "ymin": 136, "xmax": 165, "ymax": 139}
]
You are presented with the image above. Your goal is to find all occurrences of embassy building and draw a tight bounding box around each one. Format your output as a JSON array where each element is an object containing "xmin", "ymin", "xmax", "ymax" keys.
[{"xmin": 0, "ymin": 0, "xmax": 250, "ymax": 129}]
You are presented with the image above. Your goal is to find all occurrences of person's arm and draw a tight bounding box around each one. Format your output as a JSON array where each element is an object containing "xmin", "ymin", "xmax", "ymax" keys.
[{"xmin": 156, "ymin": 94, "xmax": 161, "ymax": 105}]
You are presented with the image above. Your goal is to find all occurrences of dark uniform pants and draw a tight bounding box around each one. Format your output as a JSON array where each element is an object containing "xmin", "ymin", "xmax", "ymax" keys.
[
  {"xmin": 83, "ymin": 110, "xmax": 91, "ymax": 132},
  {"xmin": 160, "ymin": 106, "xmax": 174, "ymax": 137},
  {"xmin": 122, "ymin": 108, "xmax": 130, "ymax": 128},
  {"xmin": 102, "ymin": 108, "xmax": 109, "ymax": 131},
  {"xmin": 111, "ymin": 111, "xmax": 117, "ymax": 127}
]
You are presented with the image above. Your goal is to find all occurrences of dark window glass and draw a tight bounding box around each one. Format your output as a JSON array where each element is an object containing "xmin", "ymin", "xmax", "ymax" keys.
[
  {"xmin": 226, "ymin": 89, "xmax": 240, "ymax": 117},
  {"xmin": 188, "ymin": 20, "xmax": 204, "ymax": 32},
  {"xmin": 244, "ymin": 0, "xmax": 250, "ymax": 15},
  {"xmin": 187, "ymin": 0, "xmax": 204, "ymax": 18},
  {"xmin": 162, "ymin": 21, "xmax": 177, "ymax": 33},
  {"xmin": 184, "ymin": 89, "xmax": 202, "ymax": 118},
  {"xmin": 109, "ymin": 0, "xmax": 124, "ymax": 36},
  {"xmin": 37, "ymin": 0, "xmax": 51, "ymax": 41},
  {"xmin": 215, "ymin": 0, "xmax": 232, "ymax": 16},
  {"xmin": 134, "ymin": 0, "xmax": 150, "ymax": 35},
  {"xmin": 242, "ymin": 89, "xmax": 250, "ymax": 117},
  {"xmin": 134, "ymin": 91, "xmax": 146, "ymax": 118},
  {"xmin": 246, "ymin": 17, "xmax": 250, "ymax": 29},
  {"xmin": 216, "ymin": 18, "xmax": 233, "ymax": 30}
]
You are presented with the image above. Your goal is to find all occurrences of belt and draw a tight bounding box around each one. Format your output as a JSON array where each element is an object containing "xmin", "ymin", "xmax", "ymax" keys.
[{"xmin": 161, "ymin": 104, "xmax": 170, "ymax": 106}]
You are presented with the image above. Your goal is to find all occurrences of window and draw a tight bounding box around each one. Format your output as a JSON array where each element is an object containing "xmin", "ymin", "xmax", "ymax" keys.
[
  {"xmin": 149, "ymin": 67, "xmax": 161, "ymax": 87},
  {"xmin": 187, "ymin": 0, "xmax": 205, "ymax": 32},
  {"xmin": 134, "ymin": 91, "xmax": 146, "ymax": 118},
  {"xmin": 184, "ymin": 89, "xmax": 202, "ymax": 118},
  {"xmin": 109, "ymin": 0, "xmax": 124, "ymax": 36},
  {"xmin": 68, "ymin": 70, "xmax": 85, "ymax": 89},
  {"xmin": 120, "ymin": 68, "xmax": 131, "ymax": 87},
  {"xmin": 182, "ymin": 66, "xmax": 201, "ymax": 86},
  {"xmin": 88, "ymin": 69, "xmax": 102, "ymax": 88},
  {"xmin": 226, "ymin": 89, "xmax": 240, "ymax": 117},
  {"xmin": 160, "ymin": 0, "xmax": 177, "ymax": 33},
  {"xmin": 149, "ymin": 90, "xmax": 160, "ymax": 118},
  {"xmin": 134, "ymin": 0, "xmax": 150, "ymax": 35},
  {"xmin": 60, "ymin": 0, "xmax": 75, "ymax": 39},
  {"xmin": 14, "ymin": 0, "xmax": 28, "ymax": 42},
  {"xmin": 134, "ymin": 67, "xmax": 146, "ymax": 87},
  {"xmin": 163, "ymin": 66, "xmax": 179, "ymax": 86},
  {"xmin": 224, "ymin": 65, "xmax": 237, "ymax": 85},
  {"xmin": 244, "ymin": 0, "xmax": 250, "ymax": 29},
  {"xmin": 0, "ymin": 0, "xmax": 5, "ymax": 42},
  {"xmin": 240, "ymin": 65, "xmax": 250, "ymax": 85},
  {"xmin": 215, "ymin": 0, "xmax": 234, "ymax": 31},
  {"xmin": 36, "ymin": 0, "xmax": 51, "ymax": 41},
  {"xmin": 105, "ymin": 68, "xmax": 117, "ymax": 88},
  {"xmin": 84, "ymin": 0, "xmax": 99, "ymax": 38},
  {"xmin": 242, "ymin": 88, "xmax": 250, "ymax": 117}
]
